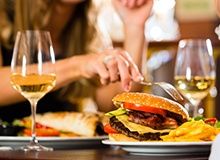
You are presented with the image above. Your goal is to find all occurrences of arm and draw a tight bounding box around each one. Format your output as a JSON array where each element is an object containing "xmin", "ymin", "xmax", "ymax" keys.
[
  {"xmin": 0, "ymin": 51, "xmax": 141, "ymax": 107},
  {"xmin": 114, "ymin": 0, "xmax": 153, "ymax": 69},
  {"xmin": 0, "ymin": 56, "xmax": 81, "ymax": 106},
  {"xmin": 95, "ymin": 0, "xmax": 153, "ymax": 111}
]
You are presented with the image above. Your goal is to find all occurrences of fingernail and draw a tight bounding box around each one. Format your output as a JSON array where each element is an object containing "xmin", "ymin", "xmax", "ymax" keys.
[
  {"xmin": 137, "ymin": 75, "xmax": 144, "ymax": 82},
  {"xmin": 122, "ymin": 0, "xmax": 127, "ymax": 5},
  {"xmin": 101, "ymin": 79, "xmax": 107, "ymax": 85},
  {"xmin": 123, "ymin": 83, "xmax": 131, "ymax": 92}
]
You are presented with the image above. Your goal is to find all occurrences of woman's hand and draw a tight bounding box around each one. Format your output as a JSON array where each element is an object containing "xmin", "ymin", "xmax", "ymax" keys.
[
  {"xmin": 78, "ymin": 49, "xmax": 143, "ymax": 91},
  {"xmin": 112, "ymin": 0, "xmax": 153, "ymax": 27}
]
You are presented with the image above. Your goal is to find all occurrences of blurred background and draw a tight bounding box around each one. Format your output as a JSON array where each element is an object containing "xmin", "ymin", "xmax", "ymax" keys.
[{"xmin": 94, "ymin": 0, "xmax": 220, "ymax": 118}]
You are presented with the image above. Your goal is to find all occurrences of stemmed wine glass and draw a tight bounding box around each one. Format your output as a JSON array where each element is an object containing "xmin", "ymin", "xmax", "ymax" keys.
[
  {"xmin": 174, "ymin": 39, "xmax": 216, "ymax": 117},
  {"xmin": 10, "ymin": 30, "xmax": 56, "ymax": 151}
]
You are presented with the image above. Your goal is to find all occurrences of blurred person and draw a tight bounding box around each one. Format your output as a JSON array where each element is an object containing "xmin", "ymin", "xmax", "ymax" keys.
[{"xmin": 0, "ymin": 0, "xmax": 153, "ymax": 121}]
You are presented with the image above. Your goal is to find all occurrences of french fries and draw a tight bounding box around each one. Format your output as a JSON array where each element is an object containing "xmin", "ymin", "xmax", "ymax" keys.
[{"xmin": 161, "ymin": 120, "xmax": 220, "ymax": 142}]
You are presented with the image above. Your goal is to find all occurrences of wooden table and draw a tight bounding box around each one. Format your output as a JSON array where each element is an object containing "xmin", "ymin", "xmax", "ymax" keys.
[{"xmin": 0, "ymin": 148, "xmax": 210, "ymax": 160}]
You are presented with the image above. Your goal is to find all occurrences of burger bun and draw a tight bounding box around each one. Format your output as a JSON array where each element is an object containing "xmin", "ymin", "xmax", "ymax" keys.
[
  {"xmin": 109, "ymin": 133, "xmax": 138, "ymax": 142},
  {"xmin": 112, "ymin": 92, "xmax": 189, "ymax": 120}
]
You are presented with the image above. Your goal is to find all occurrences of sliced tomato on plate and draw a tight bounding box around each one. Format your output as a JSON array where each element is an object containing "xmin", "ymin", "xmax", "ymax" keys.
[
  {"xmin": 36, "ymin": 122, "xmax": 51, "ymax": 129},
  {"xmin": 104, "ymin": 124, "xmax": 118, "ymax": 134},
  {"xmin": 23, "ymin": 122, "xmax": 60, "ymax": 136},
  {"xmin": 123, "ymin": 102, "xmax": 166, "ymax": 117},
  {"xmin": 205, "ymin": 117, "xmax": 217, "ymax": 126},
  {"xmin": 23, "ymin": 128, "xmax": 60, "ymax": 137}
]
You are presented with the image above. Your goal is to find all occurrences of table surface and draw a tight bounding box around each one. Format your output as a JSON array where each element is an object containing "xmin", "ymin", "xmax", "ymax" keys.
[{"xmin": 0, "ymin": 148, "xmax": 209, "ymax": 160}]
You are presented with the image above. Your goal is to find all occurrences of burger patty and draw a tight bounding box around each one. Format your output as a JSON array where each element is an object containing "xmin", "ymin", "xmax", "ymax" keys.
[
  {"xmin": 127, "ymin": 110, "xmax": 186, "ymax": 130},
  {"xmin": 128, "ymin": 111, "xmax": 164, "ymax": 130},
  {"xmin": 110, "ymin": 116, "xmax": 168, "ymax": 141},
  {"xmin": 166, "ymin": 111, "xmax": 186, "ymax": 124}
]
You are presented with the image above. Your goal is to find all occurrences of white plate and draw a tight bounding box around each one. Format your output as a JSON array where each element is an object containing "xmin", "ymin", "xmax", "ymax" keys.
[
  {"xmin": 0, "ymin": 136, "xmax": 107, "ymax": 150},
  {"xmin": 102, "ymin": 140, "xmax": 212, "ymax": 155}
]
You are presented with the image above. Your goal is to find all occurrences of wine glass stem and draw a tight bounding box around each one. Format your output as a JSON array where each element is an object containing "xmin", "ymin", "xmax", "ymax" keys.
[
  {"xmin": 29, "ymin": 99, "xmax": 38, "ymax": 144},
  {"xmin": 193, "ymin": 104, "xmax": 199, "ymax": 117},
  {"xmin": 190, "ymin": 99, "xmax": 201, "ymax": 117}
]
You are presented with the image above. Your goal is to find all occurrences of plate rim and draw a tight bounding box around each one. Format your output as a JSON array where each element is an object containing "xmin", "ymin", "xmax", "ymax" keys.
[
  {"xmin": 102, "ymin": 139, "xmax": 212, "ymax": 155},
  {"xmin": 0, "ymin": 135, "xmax": 108, "ymax": 141},
  {"xmin": 102, "ymin": 139, "xmax": 213, "ymax": 146}
]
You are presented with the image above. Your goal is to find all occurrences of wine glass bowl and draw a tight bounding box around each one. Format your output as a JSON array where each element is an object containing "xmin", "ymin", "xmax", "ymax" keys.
[
  {"xmin": 174, "ymin": 39, "xmax": 215, "ymax": 117},
  {"xmin": 10, "ymin": 30, "xmax": 56, "ymax": 151}
]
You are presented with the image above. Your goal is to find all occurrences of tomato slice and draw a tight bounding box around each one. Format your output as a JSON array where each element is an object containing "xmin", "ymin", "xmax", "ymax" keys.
[
  {"xmin": 205, "ymin": 118, "xmax": 217, "ymax": 126},
  {"xmin": 104, "ymin": 124, "xmax": 118, "ymax": 134},
  {"xmin": 36, "ymin": 122, "xmax": 50, "ymax": 129},
  {"xmin": 23, "ymin": 128, "xmax": 60, "ymax": 137},
  {"xmin": 123, "ymin": 102, "xmax": 166, "ymax": 117}
]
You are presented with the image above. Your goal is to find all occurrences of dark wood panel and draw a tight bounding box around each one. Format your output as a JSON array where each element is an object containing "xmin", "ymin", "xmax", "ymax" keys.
[{"xmin": 179, "ymin": 20, "xmax": 220, "ymax": 46}]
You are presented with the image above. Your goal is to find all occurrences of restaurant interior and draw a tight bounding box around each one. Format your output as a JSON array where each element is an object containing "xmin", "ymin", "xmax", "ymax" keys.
[{"xmin": 0, "ymin": 0, "xmax": 220, "ymax": 159}]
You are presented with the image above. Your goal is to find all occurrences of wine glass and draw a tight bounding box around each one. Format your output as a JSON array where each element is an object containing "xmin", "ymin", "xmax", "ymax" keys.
[
  {"xmin": 10, "ymin": 30, "xmax": 56, "ymax": 151},
  {"xmin": 174, "ymin": 39, "xmax": 216, "ymax": 117}
]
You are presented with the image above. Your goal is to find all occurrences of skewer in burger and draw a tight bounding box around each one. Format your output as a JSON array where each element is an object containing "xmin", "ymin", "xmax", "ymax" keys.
[{"xmin": 104, "ymin": 92, "xmax": 189, "ymax": 141}]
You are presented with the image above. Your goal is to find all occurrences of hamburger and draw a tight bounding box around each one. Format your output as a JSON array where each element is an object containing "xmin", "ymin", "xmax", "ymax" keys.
[{"xmin": 104, "ymin": 92, "xmax": 189, "ymax": 141}]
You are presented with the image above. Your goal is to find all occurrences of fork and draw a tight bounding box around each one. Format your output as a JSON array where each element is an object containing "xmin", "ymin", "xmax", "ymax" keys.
[{"xmin": 139, "ymin": 81, "xmax": 187, "ymax": 106}]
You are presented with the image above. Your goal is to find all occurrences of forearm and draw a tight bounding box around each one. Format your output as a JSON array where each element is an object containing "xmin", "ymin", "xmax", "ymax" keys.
[
  {"xmin": 124, "ymin": 25, "xmax": 146, "ymax": 88},
  {"xmin": 54, "ymin": 56, "xmax": 82, "ymax": 89},
  {"xmin": 0, "ymin": 67, "xmax": 25, "ymax": 106},
  {"xmin": 124, "ymin": 24, "xmax": 146, "ymax": 70},
  {"xmin": 0, "ymin": 56, "xmax": 83, "ymax": 106}
]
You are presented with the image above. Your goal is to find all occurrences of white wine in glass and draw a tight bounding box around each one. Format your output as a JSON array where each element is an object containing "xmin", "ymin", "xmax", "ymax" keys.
[
  {"xmin": 174, "ymin": 39, "xmax": 215, "ymax": 117},
  {"xmin": 10, "ymin": 30, "xmax": 56, "ymax": 151}
]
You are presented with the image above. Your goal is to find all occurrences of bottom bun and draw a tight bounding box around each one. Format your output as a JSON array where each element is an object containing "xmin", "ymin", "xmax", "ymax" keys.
[{"xmin": 109, "ymin": 133, "xmax": 139, "ymax": 142}]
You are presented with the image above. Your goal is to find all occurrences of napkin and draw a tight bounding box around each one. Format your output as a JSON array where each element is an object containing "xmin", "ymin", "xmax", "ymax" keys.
[{"xmin": 209, "ymin": 134, "xmax": 220, "ymax": 160}]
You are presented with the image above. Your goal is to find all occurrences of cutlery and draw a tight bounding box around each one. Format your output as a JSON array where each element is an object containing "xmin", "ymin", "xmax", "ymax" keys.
[{"xmin": 139, "ymin": 81, "xmax": 187, "ymax": 106}]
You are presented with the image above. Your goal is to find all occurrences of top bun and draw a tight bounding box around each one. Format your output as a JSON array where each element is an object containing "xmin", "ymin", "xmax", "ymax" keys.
[{"xmin": 112, "ymin": 92, "xmax": 189, "ymax": 120}]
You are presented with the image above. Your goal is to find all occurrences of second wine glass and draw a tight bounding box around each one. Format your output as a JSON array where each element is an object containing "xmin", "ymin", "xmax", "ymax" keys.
[
  {"xmin": 10, "ymin": 30, "xmax": 56, "ymax": 151},
  {"xmin": 174, "ymin": 39, "xmax": 216, "ymax": 117}
]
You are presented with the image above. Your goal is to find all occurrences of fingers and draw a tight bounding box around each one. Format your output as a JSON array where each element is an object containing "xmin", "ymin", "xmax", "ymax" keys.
[
  {"xmin": 101, "ymin": 53, "xmax": 131, "ymax": 90},
  {"xmin": 102, "ymin": 50, "xmax": 143, "ymax": 90},
  {"xmin": 116, "ymin": 55, "xmax": 131, "ymax": 91},
  {"xmin": 127, "ymin": 0, "xmax": 136, "ymax": 8},
  {"xmin": 105, "ymin": 57, "xmax": 119, "ymax": 82},
  {"xmin": 118, "ymin": 50, "xmax": 144, "ymax": 82},
  {"xmin": 88, "ymin": 48, "xmax": 143, "ymax": 91},
  {"xmin": 121, "ymin": 0, "xmax": 127, "ymax": 6},
  {"xmin": 94, "ymin": 60, "xmax": 110, "ymax": 85},
  {"xmin": 120, "ymin": 0, "xmax": 147, "ymax": 8},
  {"xmin": 137, "ymin": 0, "xmax": 146, "ymax": 7}
]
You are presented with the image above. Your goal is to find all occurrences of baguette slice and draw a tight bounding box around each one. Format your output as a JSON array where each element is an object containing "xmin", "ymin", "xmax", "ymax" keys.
[{"xmin": 26, "ymin": 112, "xmax": 102, "ymax": 137}]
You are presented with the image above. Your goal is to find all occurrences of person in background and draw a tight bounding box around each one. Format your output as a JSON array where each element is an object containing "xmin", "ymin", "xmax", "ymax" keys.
[{"xmin": 0, "ymin": 0, "xmax": 153, "ymax": 121}]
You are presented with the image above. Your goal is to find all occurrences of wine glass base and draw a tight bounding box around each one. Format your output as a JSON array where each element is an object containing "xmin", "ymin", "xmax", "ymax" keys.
[{"xmin": 19, "ymin": 143, "xmax": 53, "ymax": 151}]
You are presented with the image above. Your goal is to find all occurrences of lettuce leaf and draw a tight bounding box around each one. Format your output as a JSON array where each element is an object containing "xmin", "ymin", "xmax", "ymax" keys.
[{"xmin": 105, "ymin": 108, "xmax": 127, "ymax": 117}]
